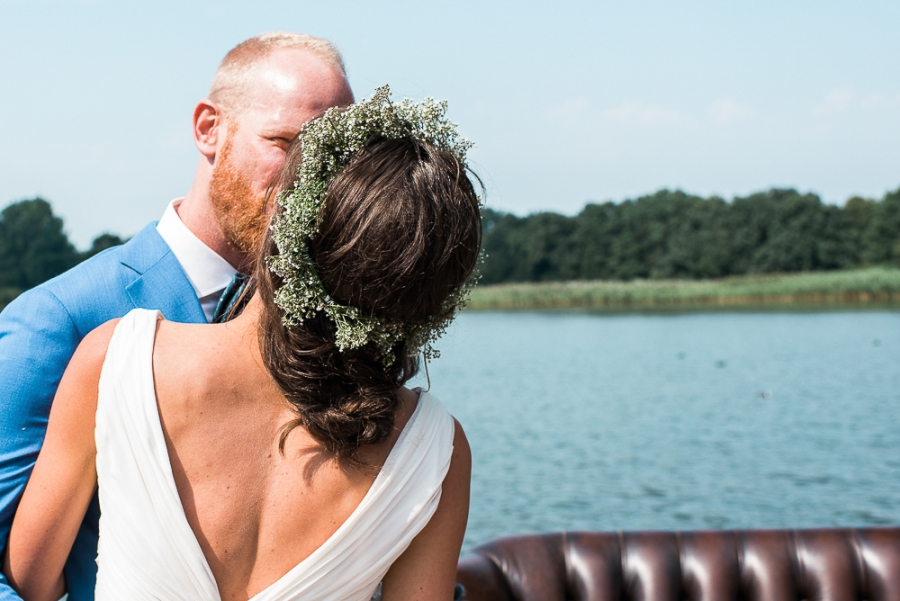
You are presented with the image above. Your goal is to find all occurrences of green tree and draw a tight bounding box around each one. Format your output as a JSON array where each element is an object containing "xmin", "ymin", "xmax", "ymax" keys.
[
  {"xmin": 865, "ymin": 187, "xmax": 900, "ymax": 266},
  {"xmin": 480, "ymin": 209, "xmax": 522, "ymax": 284},
  {"xmin": 842, "ymin": 196, "xmax": 876, "ymax": 265},
  {"xmin": 81, "ymin": 233, "xmax": 126, "ymax": 261},
  {"xmin": 480, "ymin": 209, "xmax": 578, "ymax": 283},
  {"xmin": 656, "ymin": 194, "xmax": 733, "ymax": 279},
  {"xmin": 0, "ymin": 198, "xmax": 79, "ymax": 290},
  {"xmin": 726, "ymin": 189, "xmax": 846, "ymax": 274},
  {"xmin": 574, "ymin": 190, "xmax": 729, "ymax": 280},
  {"xmin": 573, "ymin": 201, "xmax": 617, "ymax": 280},
  {"xmin": 512, "ymin": 212, "xmax": 578, "ymax": 282},
  {"xmin": 478, "ymin": 186, "xmax": 900, "ymax": 286}
]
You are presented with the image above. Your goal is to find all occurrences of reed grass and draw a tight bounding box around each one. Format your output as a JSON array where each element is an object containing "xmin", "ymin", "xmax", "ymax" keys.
[{"xmin": 468, "ymin": 268, "xmax": 900, "ymax": 311}]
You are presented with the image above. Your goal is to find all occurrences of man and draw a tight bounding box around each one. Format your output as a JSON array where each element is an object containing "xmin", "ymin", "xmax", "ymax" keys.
[{"xmin": 0, "ymin": 32, "xmax": 353, "ymax": 600}]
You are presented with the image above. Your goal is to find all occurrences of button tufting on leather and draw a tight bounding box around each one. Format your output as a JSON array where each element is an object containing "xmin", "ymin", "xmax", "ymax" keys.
[{"xmin": 455, "ymin": 527, "xmax": 900, "ymax": 601}]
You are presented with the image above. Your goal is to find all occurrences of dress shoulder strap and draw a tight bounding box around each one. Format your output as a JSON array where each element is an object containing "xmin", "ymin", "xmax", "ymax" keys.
[{"xmin": 94, "ymin": 308, "xmax": 221, "ymax": 600}]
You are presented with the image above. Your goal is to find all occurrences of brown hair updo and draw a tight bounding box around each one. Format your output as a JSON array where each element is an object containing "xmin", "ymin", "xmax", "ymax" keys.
[{"xmin": 255, "ymin": 135, "xmax": 482, "ymax": 460}]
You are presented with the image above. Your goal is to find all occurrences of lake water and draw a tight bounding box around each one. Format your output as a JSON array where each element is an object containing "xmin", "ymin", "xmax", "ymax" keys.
[{"xmin": 408, "ymin": 310, "xmax": 900, "ymax": 551}]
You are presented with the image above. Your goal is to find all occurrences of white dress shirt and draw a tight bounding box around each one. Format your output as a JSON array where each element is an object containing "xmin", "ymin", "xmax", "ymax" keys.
[{"xmin": 156, "ymin": 199, "xmax": 236, "ymax": 323}]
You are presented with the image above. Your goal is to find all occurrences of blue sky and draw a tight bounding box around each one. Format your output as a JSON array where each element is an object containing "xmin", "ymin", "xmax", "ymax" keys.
[{"xmin": 2, "ymin": 0, "xmax": 898, "ymax": 247}]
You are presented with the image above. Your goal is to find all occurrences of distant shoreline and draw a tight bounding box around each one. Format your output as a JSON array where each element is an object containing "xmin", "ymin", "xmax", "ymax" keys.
[
  {"xmin": 5, "ymin": 269, "xmax": 900, "ymax": 315},
  {"xmin": 467, "ymin": 268, "xmax": 900, "ymax": 312}
]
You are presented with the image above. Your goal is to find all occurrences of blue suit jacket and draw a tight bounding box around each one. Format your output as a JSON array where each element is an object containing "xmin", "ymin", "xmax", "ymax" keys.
[{"xmin": 0, "ymin": 223, "xmax": 206, "ymax": 600}]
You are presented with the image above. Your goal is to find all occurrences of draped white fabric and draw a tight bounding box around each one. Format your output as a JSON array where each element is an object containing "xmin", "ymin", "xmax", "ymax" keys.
[{"xmin": 94, "ymin": 309, "xmax": 455, "ymax": 600}]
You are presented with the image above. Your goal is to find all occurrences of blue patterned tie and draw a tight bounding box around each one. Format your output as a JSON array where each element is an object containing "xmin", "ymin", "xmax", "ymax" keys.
[{"xmin": 213, "ymin": 273, "xmax": 249, "ymax": 323}]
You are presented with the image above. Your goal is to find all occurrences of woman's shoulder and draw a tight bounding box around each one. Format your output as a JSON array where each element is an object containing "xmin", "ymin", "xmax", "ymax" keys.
[
  {"xmin": 71, "ymin": 318, "xmax": 121, "ymax": 378},
  {"xmin": 48, "ymin": 317, "xmax": 122, "ymax": 432},
  {"xmin": 419, "ymin": 391, "xmax": 470, "ymax": 495},
  {"xmin": 398, "ymin": 388, "xmax": 470, "ymax": 474},
  {"xmin": 66, "ymin": 308, "xmax": 165, "ymax": 398},
  {"xmin": 152, "ymin": 312, "xmax": 229, "ymax": 365},
  {"xmin": 152, "ymin": 319, "xmax": 221, "ymax": 394}
]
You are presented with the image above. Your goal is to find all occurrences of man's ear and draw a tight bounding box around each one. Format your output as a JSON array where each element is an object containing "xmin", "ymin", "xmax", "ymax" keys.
[{"xmin": 193, "ymin": 99, "xmax": 226, "ymax": 159}]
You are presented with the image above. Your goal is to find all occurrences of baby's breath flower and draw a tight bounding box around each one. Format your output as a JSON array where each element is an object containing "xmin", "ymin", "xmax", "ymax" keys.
[{"xmin": 268, "ymin": 85, "xmax": 481, "ymax": 367}]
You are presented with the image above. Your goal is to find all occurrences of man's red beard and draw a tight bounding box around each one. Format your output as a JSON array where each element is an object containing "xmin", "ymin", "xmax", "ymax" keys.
[{"xmin": 208, "ymin": 135, "xmax": 269, "ymax": 257}]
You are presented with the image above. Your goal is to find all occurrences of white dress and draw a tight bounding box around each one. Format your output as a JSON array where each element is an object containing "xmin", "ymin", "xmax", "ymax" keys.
[{"xmin": 93, "ymin": 309, "xmax": 456, "ymax": 600}]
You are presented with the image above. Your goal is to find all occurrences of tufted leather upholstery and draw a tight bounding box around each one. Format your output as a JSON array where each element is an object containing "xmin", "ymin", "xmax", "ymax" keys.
[{"xmin": 455, "ymin": 528, "xmax": 900, "ymax": 601}]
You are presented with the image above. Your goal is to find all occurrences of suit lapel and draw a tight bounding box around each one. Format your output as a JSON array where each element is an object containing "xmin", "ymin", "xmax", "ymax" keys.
[{"xmin": 121, "ymin": 223, "xmax": 207, "ymax": 324}]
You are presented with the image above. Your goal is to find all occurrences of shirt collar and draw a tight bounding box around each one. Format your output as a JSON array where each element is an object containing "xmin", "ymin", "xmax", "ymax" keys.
[{"xmin": 156, "ymin": 199, "xmax": 237, "ymax": 299}]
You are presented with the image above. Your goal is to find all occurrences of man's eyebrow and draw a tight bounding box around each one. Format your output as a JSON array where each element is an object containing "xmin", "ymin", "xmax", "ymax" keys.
[{"xmin": 261, "ymin": 128, "xmax": 298, "ymax": 139}]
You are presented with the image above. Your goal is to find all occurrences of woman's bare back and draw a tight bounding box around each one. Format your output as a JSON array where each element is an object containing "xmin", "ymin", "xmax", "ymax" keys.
[{"xmin": 152, "ymin": 308, "xmax": 417, "ymax": 600}]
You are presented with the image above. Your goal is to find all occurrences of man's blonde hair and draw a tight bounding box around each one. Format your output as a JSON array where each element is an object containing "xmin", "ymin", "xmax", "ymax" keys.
[{"xmin": 209, "ymin": 32, "xmax": 346, "ymax": 114}]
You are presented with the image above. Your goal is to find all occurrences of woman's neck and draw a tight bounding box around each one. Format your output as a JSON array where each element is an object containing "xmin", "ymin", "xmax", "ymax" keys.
[{"xmin": 224, "ymin": 292, "xmax": 264, "ymax": 348}]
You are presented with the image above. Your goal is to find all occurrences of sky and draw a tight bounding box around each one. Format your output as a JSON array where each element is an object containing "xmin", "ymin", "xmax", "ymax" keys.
[{"xmin": 2, "ymin": 0, "xmax": 899, "ymax": 248}]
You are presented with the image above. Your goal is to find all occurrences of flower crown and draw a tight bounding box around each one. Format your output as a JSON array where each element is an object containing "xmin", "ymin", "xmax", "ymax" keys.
[{"xmin": 268, "ymin": 85, "xmax": 480, "ymax": 366}]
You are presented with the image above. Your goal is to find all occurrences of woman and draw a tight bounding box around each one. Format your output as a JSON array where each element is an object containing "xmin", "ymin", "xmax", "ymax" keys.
[{"xmin": 3, "ymin": 88, "xmax": 482, "ymax": 600}]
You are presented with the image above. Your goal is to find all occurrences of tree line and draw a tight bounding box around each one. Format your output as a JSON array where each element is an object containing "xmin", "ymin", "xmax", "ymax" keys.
[
  {"xmin": 2, "ymin": 187, "xmax": 900, "ymax": 305},
  {"xmin": 481, "ymin": 187, "xmax": 900, "ymax": 285},
  {"xmin": 0, "ymin": 198, "xmax": 123, "ymax": 305}
]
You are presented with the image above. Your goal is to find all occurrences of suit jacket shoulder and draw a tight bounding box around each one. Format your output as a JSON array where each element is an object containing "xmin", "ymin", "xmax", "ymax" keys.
[{"xmin": 37, "ymin": 222, "xmax": 205, "ymax": 333}]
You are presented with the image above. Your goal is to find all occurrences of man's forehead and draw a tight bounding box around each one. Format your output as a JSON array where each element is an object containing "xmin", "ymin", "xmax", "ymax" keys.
[
  {"xmin": 238, "ymin": 89, "xmax": 308, "ymax": 133},
  {"xmin": 258, "ymin": 67, "xmax": 301, "ymax": 95},
  {"xmin": 237, "ymin": 48, "xmax": 345, "ymax": 127},
  {"xmin": 253, "ymin": 47, "xmax": 338, "ymax": 94}
]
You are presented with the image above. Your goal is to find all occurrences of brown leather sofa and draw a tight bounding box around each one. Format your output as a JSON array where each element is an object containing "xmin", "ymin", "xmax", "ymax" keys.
[{"xmin": 455, "ymin": 527, "xmax": 900, "ymax": 600}]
